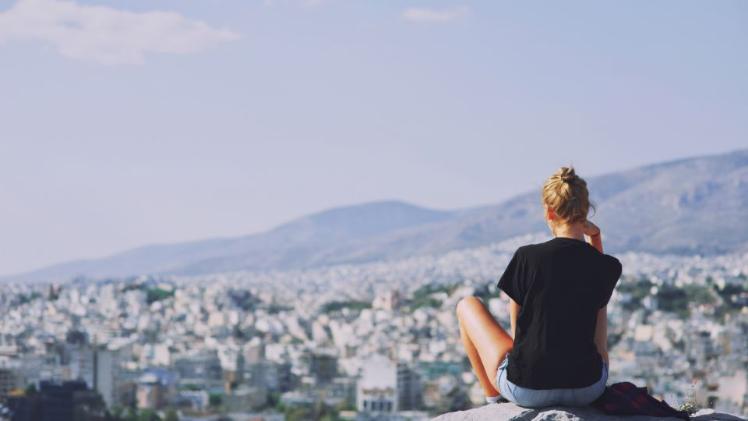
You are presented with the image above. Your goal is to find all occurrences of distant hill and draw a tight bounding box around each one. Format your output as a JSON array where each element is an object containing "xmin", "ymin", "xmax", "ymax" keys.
[{"xmin": 6, "ymin": 148, "xmax": 748, "ymax": 283}]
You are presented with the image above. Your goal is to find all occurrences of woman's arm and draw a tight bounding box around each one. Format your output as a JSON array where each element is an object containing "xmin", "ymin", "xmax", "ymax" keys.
[
  {"xmin": 589, "ymin": 233, "xmax": 603, "ymax": 253},
  {"xmin": 583, "ymin": 220, "xmax": 603, "ymax": 253},
  {"xmin": 594, "ymin": 306, "xmax": 609, "ymax": 365},
  {"xmin": 585, "ymin": 220, "xmax": 608, "ymax": 363},
  {"xmin": 509, "ymin": 297, "xmax": 520, "ymax": 340}
]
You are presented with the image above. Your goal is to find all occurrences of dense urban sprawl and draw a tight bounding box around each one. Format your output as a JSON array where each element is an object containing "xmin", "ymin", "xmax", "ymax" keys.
[{"xmin": 1, "ymin": 233, "xmax": 746, "ymax": 420}]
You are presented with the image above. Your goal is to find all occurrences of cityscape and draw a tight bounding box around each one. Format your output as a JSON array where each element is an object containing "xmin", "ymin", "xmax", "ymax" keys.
[
  {"xmin": 1, "ymin": 233, "xmax": 746, "ymax": 420},
  {"xmin": 2, "ymin": 0, "xmax": 746, "ymax": 420}
]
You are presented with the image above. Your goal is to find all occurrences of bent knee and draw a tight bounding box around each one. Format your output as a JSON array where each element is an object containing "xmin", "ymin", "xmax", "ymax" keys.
[{"xmin": 455, "ymin": 295, "xmax": 484, "ymax": 317}]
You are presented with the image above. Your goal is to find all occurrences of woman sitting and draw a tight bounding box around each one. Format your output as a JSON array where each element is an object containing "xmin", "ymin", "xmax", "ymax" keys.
[{"xmin": 455, "ymin": 166, "xmax": 622, "ymax": 408}]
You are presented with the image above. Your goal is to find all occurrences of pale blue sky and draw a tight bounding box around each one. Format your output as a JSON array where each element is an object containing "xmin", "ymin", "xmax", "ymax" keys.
[{"xmin": 0, "ymin": 0, "xmax": 746, "ymax": 276}]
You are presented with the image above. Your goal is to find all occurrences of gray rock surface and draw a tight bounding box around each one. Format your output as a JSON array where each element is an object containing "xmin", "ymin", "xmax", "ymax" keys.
[{"xmin": 431, "ymin": 403, "xmax": 745, "ymax": 421}]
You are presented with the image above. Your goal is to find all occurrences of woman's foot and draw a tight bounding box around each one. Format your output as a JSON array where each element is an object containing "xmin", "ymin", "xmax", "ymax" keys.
[{"xmin": 485, "ymin": 395, "xmax": 509, "ymax": 404}]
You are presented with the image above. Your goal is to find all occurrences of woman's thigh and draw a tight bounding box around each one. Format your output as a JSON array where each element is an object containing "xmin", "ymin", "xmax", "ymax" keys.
[{"xmin": 456, "ymin": 296, "xmax": 513, "ymax": 387}]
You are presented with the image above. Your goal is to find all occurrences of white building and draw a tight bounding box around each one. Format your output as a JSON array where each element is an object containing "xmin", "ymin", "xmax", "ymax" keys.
[
  {"xmin": 373, "ymin": 290, "xmax": 401, "ymax": 311},
  {"xmin": 357, "ymin": 354, "xmax": 398, "ymax": 413}
]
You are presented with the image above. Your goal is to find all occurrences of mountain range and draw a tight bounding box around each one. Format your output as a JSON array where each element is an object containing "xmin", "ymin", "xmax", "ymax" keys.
[{"xmin": 7, "ymin": 148, "xmax": 748, "ymax": 283}]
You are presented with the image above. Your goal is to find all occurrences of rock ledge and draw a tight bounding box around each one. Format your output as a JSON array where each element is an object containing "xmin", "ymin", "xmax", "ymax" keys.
[{"xmin": 431, "ymin": 402, "xmax": 744, "ymax": 421}]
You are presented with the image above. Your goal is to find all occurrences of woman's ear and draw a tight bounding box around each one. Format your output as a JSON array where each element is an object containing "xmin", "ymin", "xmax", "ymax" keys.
[{"xmin": 544, "ymin": 205, "xmax": 556, "ymax": 221}]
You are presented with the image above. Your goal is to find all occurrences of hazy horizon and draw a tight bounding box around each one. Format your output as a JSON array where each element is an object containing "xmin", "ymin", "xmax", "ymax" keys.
[{"xmin": 1, "ymin": 0, "xmax": 746, "ymax": 276}]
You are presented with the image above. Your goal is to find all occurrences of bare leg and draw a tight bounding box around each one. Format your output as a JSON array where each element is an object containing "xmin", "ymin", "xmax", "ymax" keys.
[
  {"xmin": 459, "ymin": 316, "xmax": 500, "ymax": 397},
  {"xmin": 456, "ymin": 296, "xmax": 514, "ymax": 397}
]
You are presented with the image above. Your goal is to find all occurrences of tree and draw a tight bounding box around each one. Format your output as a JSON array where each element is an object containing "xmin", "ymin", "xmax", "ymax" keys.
[
  {"xmin": 164, "ymin": 408, "xmax": 179, "ymax": 421},
  {"xmin": 209, "ymin": 392, "xmax": 223, "ymax": 408}
]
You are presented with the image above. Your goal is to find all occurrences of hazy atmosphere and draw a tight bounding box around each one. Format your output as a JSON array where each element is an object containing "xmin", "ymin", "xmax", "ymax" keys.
[
  {"xmin": 2, "ymin": 2, "xmax": 747, "ymax": 420},
  {"xmin": 1, "ymin": 0, "xmax": 746, "ymax": 275}
]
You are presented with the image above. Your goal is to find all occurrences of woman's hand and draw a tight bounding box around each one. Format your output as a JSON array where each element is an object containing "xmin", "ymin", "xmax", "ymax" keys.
[
  {"xmin": 583, "ymin": 220, "xmax": 604, "ymax": 253},
  {"xmin": 582, "ymin": 220, "xmax": 601, "ymax": 237}
]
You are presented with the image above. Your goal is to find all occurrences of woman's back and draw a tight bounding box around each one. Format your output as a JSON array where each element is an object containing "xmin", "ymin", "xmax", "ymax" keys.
[{"xmin": 498, "ymin": 236, "xmax": 622, "ymax": 390}]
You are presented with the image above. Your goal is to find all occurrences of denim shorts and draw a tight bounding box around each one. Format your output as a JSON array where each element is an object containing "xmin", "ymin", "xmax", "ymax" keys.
[{"xmin": 496, "ymin": 355, "xmax": 608, "ymax": 408}]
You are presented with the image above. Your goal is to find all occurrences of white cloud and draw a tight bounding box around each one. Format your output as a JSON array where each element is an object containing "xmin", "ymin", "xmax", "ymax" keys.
[
  {"xmin": 402, "ymin": 6, "xmax": 469, "ymax": 23},
  {"xmin": 0, "ymin": 0, "xmax": 240, "ymax": 65}
]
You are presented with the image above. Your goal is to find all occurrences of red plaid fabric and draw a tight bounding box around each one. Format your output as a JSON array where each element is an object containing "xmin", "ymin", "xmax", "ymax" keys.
[{"xmin": 592, "ymin": 382, "xmax": 690, "ymax": 420}]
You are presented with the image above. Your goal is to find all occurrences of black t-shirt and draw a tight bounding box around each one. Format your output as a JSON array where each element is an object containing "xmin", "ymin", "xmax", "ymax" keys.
[{"xmin": 497, "ymin": 236, "xmax": 623, "ymax": 389}]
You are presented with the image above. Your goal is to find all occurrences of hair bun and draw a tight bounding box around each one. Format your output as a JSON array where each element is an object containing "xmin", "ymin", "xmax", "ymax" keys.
[
  {"xmin": 559, "ymin": 167, "xmax": 576, "ymax": 183},
  {"xmin": 542, "ymin": 165, "xmax": 593, "ymax": 224}
]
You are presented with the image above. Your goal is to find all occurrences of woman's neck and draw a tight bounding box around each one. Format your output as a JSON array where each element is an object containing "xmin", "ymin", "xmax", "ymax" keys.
[{"xmin": 552, "ymin": 223, "xmax": 585, "ymax": 241}]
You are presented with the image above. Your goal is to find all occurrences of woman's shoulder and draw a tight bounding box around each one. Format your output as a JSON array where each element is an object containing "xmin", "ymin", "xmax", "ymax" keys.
[
  {"xmin": 513, "ymin": 243, "xmax": 541, "ymax": 261},
  {"xmin": 533, "ymin": 238, "xmax": 622, "ymax": 271},
  {"xmin": 603, "ymin": 253, "xmax": 623, "ymax": 277}
]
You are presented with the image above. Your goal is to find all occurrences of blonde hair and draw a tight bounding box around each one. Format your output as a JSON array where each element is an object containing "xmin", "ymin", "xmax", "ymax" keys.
[{"xmin": 541, "ymin": 166, "xmax": 595, "ymax": 224}]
